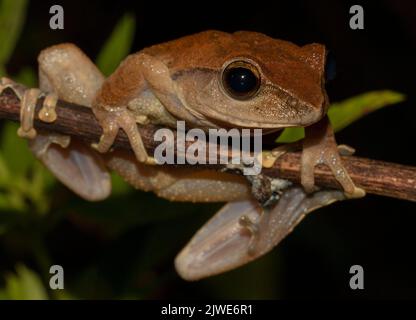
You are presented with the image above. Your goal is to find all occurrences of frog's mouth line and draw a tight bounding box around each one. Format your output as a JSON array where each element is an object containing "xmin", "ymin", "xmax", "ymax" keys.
[
  {"xmin": 184, "ymin": 89, "xmax": 322, "ymax": 130},
  {"xmin": 184, "ymin": 102, "xmax": 318, "ymax": 129},
  {"xmin": 180, "ymin": 96, "xmax": 312, "ymax": 129},
  {"xmin": 177, "ymin": 85, "xmax": 322, "ymax": 129},
  {"xmin": 201, "ymin": 109, "xmax": 320, "ymax": 129}
]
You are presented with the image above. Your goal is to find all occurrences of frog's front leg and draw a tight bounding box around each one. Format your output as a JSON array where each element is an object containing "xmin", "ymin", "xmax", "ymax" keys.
[
  {"xmin": 262, "ymin": 117, "xmax": 364, "ymax": 198},
  {"xmin": 92, "ymin": 52, "xmax": 200, "ymax": 165},
  {"xmin": 301, "ymin": 116, "xmax": 365, "ymax": 198},
  {"xmin": 91, "ymin": 53, "xmax": 158, "ymax": 165}
]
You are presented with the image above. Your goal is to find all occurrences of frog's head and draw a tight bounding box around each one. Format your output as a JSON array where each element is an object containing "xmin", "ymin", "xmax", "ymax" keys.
[{"xmin": 177, "ymin": 31, "xmax": 329, "ymax": 129}]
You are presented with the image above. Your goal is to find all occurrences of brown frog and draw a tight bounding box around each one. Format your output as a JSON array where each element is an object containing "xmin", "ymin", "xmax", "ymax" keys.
[{"xmin": 0, "ymin": 30, "xmax": 364, "ymax": 280}]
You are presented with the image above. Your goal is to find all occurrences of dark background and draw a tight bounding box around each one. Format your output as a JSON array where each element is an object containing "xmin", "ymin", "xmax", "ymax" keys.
[{"xmin": 3, "ymin": 0, "xmax": 416, "ymax": 299}]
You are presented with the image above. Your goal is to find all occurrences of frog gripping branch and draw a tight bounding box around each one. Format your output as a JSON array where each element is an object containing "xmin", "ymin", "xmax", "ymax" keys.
[{"xmin": 0, "ymin": 31, "xmax": 415, "ymax": 281}]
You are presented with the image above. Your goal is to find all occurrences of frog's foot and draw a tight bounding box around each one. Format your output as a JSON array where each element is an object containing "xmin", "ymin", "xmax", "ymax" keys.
[
  {"xmin": 92, "ymin": 109, "xmax": 156, "ymax": 165},
  {"xmin": 302, "ymin": 131, "xmax": 365, "ymax": 199},
  {"xmin": 301, "ymin": 146, "xmax": 365, "ymax": 198},
  {"xmin": 1, "ymin": 77, "xmax": 37, "ymax": 138},
  {"xmin": 1, "ymin": 77, "xmax": 59, "ymax": 139},
  {"xmin": 18, "ymin": 90, "xmax": 59, "ymax": 139},
  {"xmin": 17, "ymin": 88, "xmax": 41, "ymax": 139},
  {"xmin": 261, "ymin": 141, "xmax": 302, "ymax": 168},
  {"xmin": 26, "ymin": 43, "xmax": 112, "ymax": 201},
  {"xmin": 38, "ymin": 92, "xmax": 58, "ymax": 123}
]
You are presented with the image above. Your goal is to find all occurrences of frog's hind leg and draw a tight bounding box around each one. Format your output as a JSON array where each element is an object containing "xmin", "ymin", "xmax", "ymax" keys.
[
  {"xmin": 29, "ymin": 43, "xmax": 111, "ymax": 201},
  {"xmin": 175, "ymin": 186, "xmax": 346, "ymax": 281},
  {"xmin": 105, "ymin": 149, "xmax": 251, "ymax": 202}
]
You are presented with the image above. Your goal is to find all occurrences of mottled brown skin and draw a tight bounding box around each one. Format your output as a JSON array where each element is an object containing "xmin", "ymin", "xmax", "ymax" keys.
[
  {"xmin": 0, "ymin": 30, "xmax": 365, "ymax": 280},
  {"xmin": 92, "ymin": 30, "xmax": 362, "ymax": 197},
  {"xmin": 145, "ymin": 30, "xmax": 328, "ymax": 125},
  {"xmin": 1, "ymin": 30, "xmax": 363, "ymax": 199},
  {"xmin": 96, "ymin": 30, "xmax": 327, "ymax": 129}
]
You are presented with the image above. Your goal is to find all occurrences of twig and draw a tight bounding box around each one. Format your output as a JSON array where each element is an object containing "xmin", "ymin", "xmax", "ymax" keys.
[{"xmin": 1, "ymin": 89, "xmax": 415, "ymax": 202}]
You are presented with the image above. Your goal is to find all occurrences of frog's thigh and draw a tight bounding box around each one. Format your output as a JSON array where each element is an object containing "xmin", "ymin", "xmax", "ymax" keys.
[
  {"xmin": 30, "ymin": 43, "xmax": 110, "ymax": 201},
  {"xmin": 105, "ymin": 150, "xmax": 251, "ymax": 202},
  {"xmin": 157, "ymin": 170, "xmax": 251, "ymax": 202}
]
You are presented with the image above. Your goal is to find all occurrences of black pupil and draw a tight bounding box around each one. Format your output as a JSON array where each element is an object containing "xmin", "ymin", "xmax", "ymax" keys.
[{"xmin": 224, "ymin": 67, "xmax": 258, "ymax": 97}]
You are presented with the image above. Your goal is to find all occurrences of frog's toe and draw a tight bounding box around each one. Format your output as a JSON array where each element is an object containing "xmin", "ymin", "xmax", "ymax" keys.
[
  {"xmin": 337, "ymin": 144, "xmax": 355, "ymax": 156},
  {"xmin": 145, "ymin": 156, "xmax": 157, "ymax": 165},
  {"xmin": 93, "ymin": 108, "xmax": 152, "ymax": 164},
  {"xmin": 301, "ymin": 139, "xmax": 365, "ymax": 197},
  {"xmin": 17, "ymin": 88, "xmax": 42, "ymax": 139},
  {"xmin": 261, "ymin": 151, "xmax": 278, "ymax": 168},
  {"xmin": 38, "ymin": 92, "xmax": 58, "ymax": 123},
  {"xmin": 345, "ymin": 186, "xmax": 366, "ymax": 199},
  {"xmin": 300, "ymin": 150, "xmax": 319, "ymax": 193},
  {"xmin": 0, "ymin": 78, "xmax": 40, "ymax": 139},
  {"xmin": 261, "ymin": 142, "xmax": 302, "ymax": 169}
]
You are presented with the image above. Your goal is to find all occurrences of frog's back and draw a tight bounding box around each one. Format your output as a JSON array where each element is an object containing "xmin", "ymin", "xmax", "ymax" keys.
[
  {"xmin": 140, "ymin": 30, "xmax": 308, "ymax": 74},
  {"xmin": 141, "ymin": 30, "xmax": 234, "ymax": 71}
]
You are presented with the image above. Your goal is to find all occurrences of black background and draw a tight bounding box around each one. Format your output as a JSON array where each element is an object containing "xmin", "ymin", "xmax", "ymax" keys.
[{"xmin": 5, "ymin": 0, "xmax": 416, "ymax": 299}]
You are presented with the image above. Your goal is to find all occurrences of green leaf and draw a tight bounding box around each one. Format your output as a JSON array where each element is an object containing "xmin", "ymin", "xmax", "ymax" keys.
[
  {"xmin": 327, "ymin": 90, "xmax": 405, "ymax": 132},
  {"xmin": 14, "ymin": 66, "xmax": 36, "ymax": 87},
  {"xmin": 0, "ymin": 190, "xmax": 26, "ymax": 212},
  {"xmin": 277, "ymin": 90, "xmax": 405, "ymax": 143},
  {"xmin": 0, "ymin": 122, "xmax": 34, "ymax": 176},
  {"xmin": 275, "ymin": 127, "xmax": 304, "ymax": 144},
  {"xmin": 26, "ymin": 162, "xmax": 55, "ymax": 215},
  {"xmin": 0, "ymin": 152, "xmax": 10, "ymax": 185},
  {"xmin": 96, "ymin": 13, "xmax": 136, "ymax": 76},
  {"xmin": 110, "ymin": 172, "xmax": 133, "ymax": 196},
  {"xmin": 3, "ymin": 264, "xmax": 48, "ymax": 300},
  {"xmin": 0, "ymin": 123, "xmax": 54, "ymax": 213},
  {"xmin": 0, "ymin": 0, "xmax": 28, "ymax": 75}
]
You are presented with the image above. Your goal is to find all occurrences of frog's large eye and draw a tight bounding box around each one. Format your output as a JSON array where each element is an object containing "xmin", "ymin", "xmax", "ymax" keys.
[{"xmin": 222, "ymin": 61, "xmax": 260, "ymax": 100}]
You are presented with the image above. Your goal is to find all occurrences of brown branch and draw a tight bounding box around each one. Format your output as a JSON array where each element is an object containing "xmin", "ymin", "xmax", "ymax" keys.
[{"xmin": 1, "ymin": 89, "xmax": 415, "ymax": 202}]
